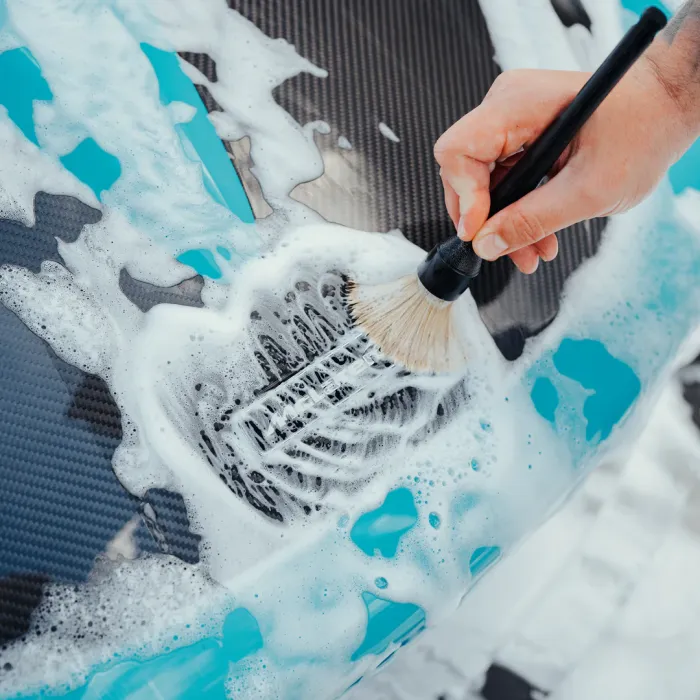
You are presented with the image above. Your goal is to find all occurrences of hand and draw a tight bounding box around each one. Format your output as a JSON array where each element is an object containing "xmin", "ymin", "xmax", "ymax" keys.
[{"xmin": 433, "ymin": 56, "xmax": 696, "ymax": 274}]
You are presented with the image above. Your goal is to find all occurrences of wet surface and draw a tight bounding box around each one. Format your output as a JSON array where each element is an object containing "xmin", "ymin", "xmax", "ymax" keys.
[
  {"xmin": 0, "ymin": 1, "xmax": 651, "ymax": 692},
  {"xmin": 189, "ymin": 269, "xmax": 469, "ymax": 524}
]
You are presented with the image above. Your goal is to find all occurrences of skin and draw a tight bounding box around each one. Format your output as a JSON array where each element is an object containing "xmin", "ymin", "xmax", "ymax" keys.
[{"xmin": 434, "ymin": 1, "xmax": 700, "ymax": 274}]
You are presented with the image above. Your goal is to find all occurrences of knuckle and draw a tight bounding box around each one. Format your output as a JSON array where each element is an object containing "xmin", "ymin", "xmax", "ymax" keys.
[
  {"xmin": 508, "ymin": 207, "xmax": 547, "ymax": 247},
  {"xmin": 491, "ymin": 71, "xmax": 515, "ymax": 90},
  {"xmin": 489, "ymin": 70, "xmax": 526, "ymax": 96},
  {"xmin": 433, "ymin": 141, "xmax": 448, "ymax": 165}
]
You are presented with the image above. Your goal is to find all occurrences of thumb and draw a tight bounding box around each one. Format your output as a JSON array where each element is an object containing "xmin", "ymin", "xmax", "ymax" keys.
[{"xmin": 471, "ymin": 169, "xmax": 597, "ymax": 260}]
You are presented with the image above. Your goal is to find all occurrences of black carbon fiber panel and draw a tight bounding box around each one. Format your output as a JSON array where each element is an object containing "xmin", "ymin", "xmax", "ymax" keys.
[
  {"xmin": 216, "ymin": 0, "xmax": 608, "ymax": 346},
  {"xmin": 0, "ymin": 0, "xmax": 606, "ymax": 660},
  {"xmin": 0, "ymin": 198, "xmax": 198, "ymax": 648}
]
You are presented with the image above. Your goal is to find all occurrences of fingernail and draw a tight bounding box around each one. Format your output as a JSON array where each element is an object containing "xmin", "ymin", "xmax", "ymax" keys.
[
  {"xmin": 457, "ymin": 214, "xmax": 467, "ymax": 239},
  {"xmin": 457, "ymin": 213, "xmax": 476, "ymax": 241},
  {"xmin": 473, "ymin": 231, "xmax": 508, "ymax": 260}
]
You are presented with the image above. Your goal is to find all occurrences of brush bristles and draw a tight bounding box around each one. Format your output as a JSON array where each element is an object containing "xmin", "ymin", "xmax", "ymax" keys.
[{"xmin": 344, "ymin": 274, "xmax": 469, "ymax": 374}]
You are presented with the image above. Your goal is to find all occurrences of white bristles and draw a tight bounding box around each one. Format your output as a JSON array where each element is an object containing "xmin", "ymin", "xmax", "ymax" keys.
[{"xmin": 345, "ymin": 274, "xmax": 470, "ymax": 374}]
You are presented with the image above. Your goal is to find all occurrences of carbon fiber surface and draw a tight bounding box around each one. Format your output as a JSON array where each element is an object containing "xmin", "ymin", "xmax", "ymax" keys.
[
  {"xmin": 1, "ymin": 0, "xmax": 605, "ymax": 677},
  {"xmin": 0, "ymin": 197, "xmax": 199, "ymax": 647},
  {"xmin": 184, "ymin": 0, "xmax": 607, "ymax": 350}
]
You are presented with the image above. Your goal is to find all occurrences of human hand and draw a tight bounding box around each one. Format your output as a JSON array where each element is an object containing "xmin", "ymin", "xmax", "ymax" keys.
[{"xmin": 434, "ymin": 56, "xmax": 697, "ymax": 274}]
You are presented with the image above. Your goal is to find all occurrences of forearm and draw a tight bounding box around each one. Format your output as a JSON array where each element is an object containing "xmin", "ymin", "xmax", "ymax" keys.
[{"xmin": 645, "ymin": 1, "xmax": 700, "ymax": 138}]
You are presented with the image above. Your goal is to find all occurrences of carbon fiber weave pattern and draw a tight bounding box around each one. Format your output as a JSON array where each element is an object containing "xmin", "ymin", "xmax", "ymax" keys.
[
  {"xmin": 184, "ymin": 0, "xmax": 607, "ymax": 344},
  {"xmin": 0, "ymin": 197, "xmax": 199, "ymax": 647},
  {"xmin": 1, "ymin": 0, "xmax": 604, "ymax": 659}
]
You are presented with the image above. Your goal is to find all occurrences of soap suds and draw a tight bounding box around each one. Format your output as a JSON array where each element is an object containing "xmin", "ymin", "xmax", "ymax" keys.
[
  {"xmin": 378, "ymin": 121, "xmax": 400, "ymax": 143},
  {"xmin": 351, "ymin": 375, "xmax": 700, "ymax": 700},
  {"xmin": 1, "ymin": 1, "xmax": 700, "ymax": 699},
  {"xmin": 0, "ymin": 112, "xmax": 96, "ymax": 226}
]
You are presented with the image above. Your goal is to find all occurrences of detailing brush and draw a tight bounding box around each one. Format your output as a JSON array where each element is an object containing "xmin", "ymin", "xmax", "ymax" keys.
[{"xmin": 346, "ymin": 6, "xmax": 667, "ymax": 373}]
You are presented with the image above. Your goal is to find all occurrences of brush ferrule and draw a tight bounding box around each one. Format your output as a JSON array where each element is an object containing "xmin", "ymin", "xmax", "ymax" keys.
[{"xmin": 417, "ymin": 237, "xmax": 482, "ymax": 301}]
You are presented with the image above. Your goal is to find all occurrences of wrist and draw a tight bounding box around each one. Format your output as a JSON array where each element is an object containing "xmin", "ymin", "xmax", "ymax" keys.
[
  {"xmin": 644, "ymin": 13, "xmax": 700, "ymax": 134},
  {"xmin": 640, "ymin": 44, "xmax": 700, "ymax": 156}
]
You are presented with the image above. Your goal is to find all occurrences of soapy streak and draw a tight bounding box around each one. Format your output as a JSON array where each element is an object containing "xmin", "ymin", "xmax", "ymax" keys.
[
  {"xmin": 176, "ymin": 254, "xmax": 483, "ymax": 525},
  {"xmin": 239, "ymin": 333, "xmax": 389, "ymax": 452}
]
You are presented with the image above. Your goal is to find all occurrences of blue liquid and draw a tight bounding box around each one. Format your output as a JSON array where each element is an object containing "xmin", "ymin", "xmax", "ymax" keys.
[
  {"xmin": 176, "ymin": 249, "xmax": 223, "ymax": 280},
  {"xmin": 553, "ymin": 338, "xmax": 640, "ymax": 443},
  {"xmin": 59, "ymin": 138, "xmax": 121, "ymax": 201},
  {"xmin": 468, "ymin": 546, "xmax": 501, "ymax": 578},
  {"xmin": 140, "ymin": 43, "xmax": 253, "ymax": 225},
  {"xmin": 620, "ymin": 0, "xmax": 670, "ymax": 17},
  {"xmin": 0, "ymin": 47, "xmax": 52, "ymax": 146},
  {"xmin": 0, "ymin": 42, "xmax": 256, "ymax": 252},
  {"xmin": 531, "ymin": 376, "xmax": 559, "ymax": 425},
  {"xmin": 0, "ymin": 48, "xmax": 122, "ymax": 201},
  {"xmin": 669, "ymin": 138, "xmax": 700, "ymax": 194},
  {"xmin": 531, "ymin": 338, "xmax": 640, "ymax": 444},
  {"xmin": 14, "ymin": 608, "xmax": 263, "ymax": 700},
  {"xmin": 350, "ymin": 488, "xmax": 418, "ymax": 558},
  {"xmin": 428, "ymin": 512, "xmax": 441, "ymax": 529},
  {"xmin": 350, "ymin": 592, "xmax": 425, "ymax": 662},
  {"xmin": 140, "ymin": 43, "xmax": 254, "ymax": 280}
]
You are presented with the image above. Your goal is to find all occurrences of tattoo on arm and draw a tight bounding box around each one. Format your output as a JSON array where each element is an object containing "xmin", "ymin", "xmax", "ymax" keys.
[
  {"xmin": 662, "ymin": 0, "xmax": 700, "ymax": 57},
  {"xmin": 646, "ymin": 0, "xmax": 700, "ymax": 115}
]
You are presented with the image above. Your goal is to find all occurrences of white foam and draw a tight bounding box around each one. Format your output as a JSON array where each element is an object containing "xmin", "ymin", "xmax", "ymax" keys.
[
  {"xmin": 0, "ymin": 111, "xmax": 96, "ymax": 225},
  {"xmin": 0, "ymin": 556, "xmax": 230, "ymax": 694},
  {"xmin": 353, "ymin": 374, "xmax": 700, "ymax": 700},
  {"xmin": 0, "ymin": 0, "xmax": 699, "ymax": 698},
  {"xmin": 378, "ymin": 121, "xmax": 400, "ymax": 143},
  {"xmin": 115, "ymin": 0, "xmax": 330, "ymax": 214},
  {"xmin": 478, "ymin": 0, "xmax": 581, "ymax": 71}
]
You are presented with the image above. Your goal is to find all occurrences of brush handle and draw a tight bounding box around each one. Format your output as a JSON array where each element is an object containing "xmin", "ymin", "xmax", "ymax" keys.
[
  {"xmin": 419, "ymin": 6, "xmax": 667, "ymax": 302},
  {"xmin": 488, "ymin": 6, "xmax": 666, "ymax": 216}
]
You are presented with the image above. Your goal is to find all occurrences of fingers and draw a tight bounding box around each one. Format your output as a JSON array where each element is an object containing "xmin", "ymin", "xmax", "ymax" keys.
[
  {"xmin": 441, "ymin": 160, "xmax": 556, "ymax": 273},
  {"xmin": 441, "ymin": 172, "xmax": 460, "ymax": 230},
  {"xmin": 434, "ymin": 70, "xmax": 590, "ymax": 260},
  {"xmin": 439, "ymin": 153, "xmax": 491, "ymax": 240},
  {"xmin": 534, "ymin": 234, "xmax": 558, "ymax": 262},
  {"xmin": 509, "ymin": 247, "xmax": 540, "ymax": 274},
  {"xmin": 435, "ymin": 70, "xmax": 589, "ymax": 165},
  {"xmin": 508, "ymin": 234, "xmax": 559, "ymax": 274},
  {"xmin": 472, "ymin": 166, "xmax": 597, "ymax": 260}
]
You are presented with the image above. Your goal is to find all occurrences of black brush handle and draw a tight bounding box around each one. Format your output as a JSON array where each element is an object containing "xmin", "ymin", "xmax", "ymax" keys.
[{"xmin": 418, "ymin": 6, "xmax": 667, "ymax": 302}]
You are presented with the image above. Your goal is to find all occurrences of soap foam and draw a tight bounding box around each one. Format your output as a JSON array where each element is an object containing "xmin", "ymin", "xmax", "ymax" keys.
[
  {"xmin": 1, "ymin": 0, "xmax": 700, "ymax": 698},
  {"xmin": 0, "ymin": 113, "xmax": 95, "ymax": 226},
  {"xmin": 378, "ymin": 122, "xmax": 400, "ymax": 144}
]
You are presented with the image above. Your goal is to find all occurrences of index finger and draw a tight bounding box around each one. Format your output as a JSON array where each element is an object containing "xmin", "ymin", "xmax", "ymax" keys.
[
  {"xmin": 434, "ymin": 69, "xmax": 588, "ymax": 241},
  {"xmin": 434, "ymin": 69, "xmax": 589, "ymax": 165}
]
